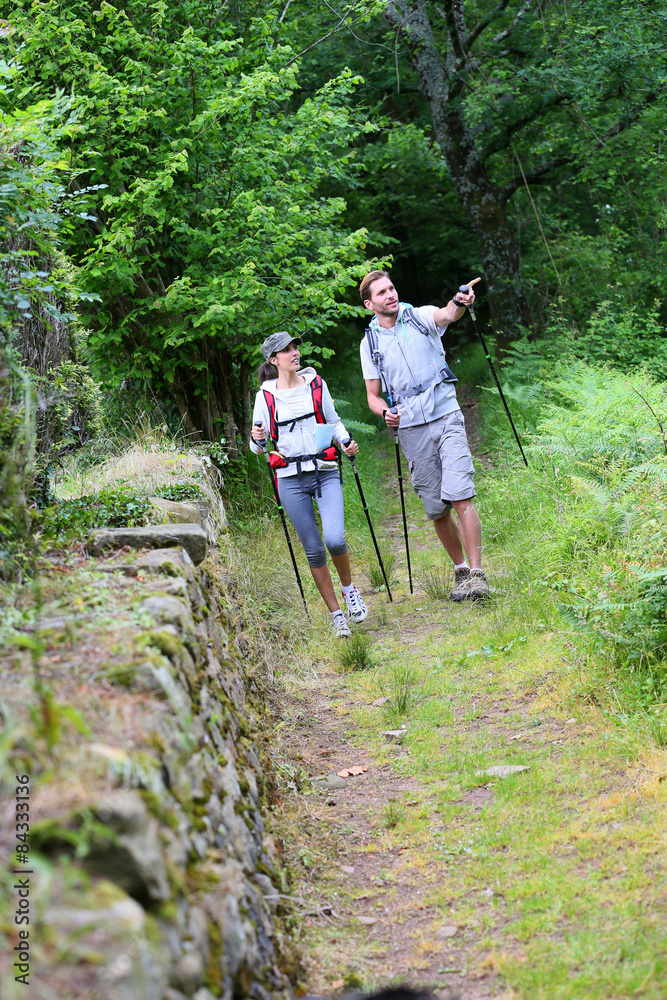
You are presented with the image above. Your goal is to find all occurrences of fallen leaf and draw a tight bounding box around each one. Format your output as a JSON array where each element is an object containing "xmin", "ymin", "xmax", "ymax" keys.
[
  {"xmin": 435, "ymin": 925, "xmax": 459, "ymax": 939},
  {"xmin": 336, "ymin": 765, "xmax": 368, "ymax": 778},
  {"xmin": 331, "ymin": 981, "xmax": 344, "ymax": 990},
  {"xmin": 475, "ymin": 765, "xmax": 530, "ymax": 778},
  {"xmin": 357, "ymin": 915, "xmax": 378, "ymax": 925},
  {"xmin": 90, "ymin": 743, "xmax": 128, "ymax": 763}
]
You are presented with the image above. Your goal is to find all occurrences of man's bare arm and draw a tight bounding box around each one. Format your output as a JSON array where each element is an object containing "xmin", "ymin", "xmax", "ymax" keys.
[
  {"xmin": 432, "ymin": 277, "xmax": 481, "ymax": 327},
  {"xmin": 366, "ymin": 378, "xmax": 401, "ymax": 427}
]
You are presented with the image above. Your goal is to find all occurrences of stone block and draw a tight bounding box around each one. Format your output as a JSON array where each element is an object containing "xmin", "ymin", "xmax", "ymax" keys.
[
  {"xmin": 86, "ymin": 792, "xmax": 170, "ymax": 904},
  {"xmin": 140, "ymin": 596, "xmax": 194, "ymax": 632},
  {"xmin": 87, "ymin": 525, "xmax": 207, "ymax": 565},
  {"xmin": 148, "ymin": 497, "xmax": 203, "ymax": 526}
]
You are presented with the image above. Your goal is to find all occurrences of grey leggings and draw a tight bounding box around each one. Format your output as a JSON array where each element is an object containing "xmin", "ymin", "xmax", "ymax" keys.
[{"xmin": 277, "ymin": 470, "xmax": 348, "ymax": 568}]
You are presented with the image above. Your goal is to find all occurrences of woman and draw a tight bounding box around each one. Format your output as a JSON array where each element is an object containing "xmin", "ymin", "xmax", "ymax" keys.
[{"xmin": 250, "ymin": 331, "xmax": 367, "ymax": 637}]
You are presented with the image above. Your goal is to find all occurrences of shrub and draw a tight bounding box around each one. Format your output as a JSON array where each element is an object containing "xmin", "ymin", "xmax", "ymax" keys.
[
  {"xmin": 42, "ymin": 486, "xmax": 154, "ymax": 539},
  {"xmin": 153, "ymin": 481, "xmax": 204, "ymax": 502},
  {"xmin": 478, "ymin": 354, "xmax": 667, "ymax": 703}
]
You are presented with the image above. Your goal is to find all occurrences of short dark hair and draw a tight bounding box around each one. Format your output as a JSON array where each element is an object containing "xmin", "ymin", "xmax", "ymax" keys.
[{"xmin": 359, "ymin": 269, "xmax": 390, "ymax": 304}]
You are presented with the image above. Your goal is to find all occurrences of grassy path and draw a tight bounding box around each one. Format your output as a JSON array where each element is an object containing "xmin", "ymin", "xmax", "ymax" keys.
[{"xmin": 275, "ymin": 427, "xmax": 667, "ymax": 999}]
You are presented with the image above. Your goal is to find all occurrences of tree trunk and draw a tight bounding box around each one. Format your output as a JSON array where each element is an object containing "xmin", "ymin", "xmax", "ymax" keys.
[
  {"xmin": 385, "ymin": 2, "xmax": 531, "ymax": 341},
  {"xmin": 216, "ymin": 350, "xmax": 239, "ymax": 461},
  {"xmin": 172, "ymin": 378, "xmax": 201, "ymax": 440},
  {"xmin": 437, "ymin": 105, "xmax": 530, "ymax": 340},
  {"xmin": 239, "ymin": 359, "xmax": 252, "ymax": 454}
]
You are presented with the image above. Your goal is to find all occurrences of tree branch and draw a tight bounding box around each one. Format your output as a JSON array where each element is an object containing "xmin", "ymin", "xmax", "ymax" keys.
[
  {"xmin": 441, "ymin": 1, "xmax": 466, "ymax": 63},
  {"xmin": 500, "ymin": 154, "xmax": 572, "ymax": 202},
  {"xmin": 482, "ymin": 91, "xmax": 570, "ymax": 160},
  {"xmin": 463, "ymin": 0, "xmax": 511, "ymax": 52},
  {"xmin": 283, "ymin": 4, "xmax": 369, "ymax": 69},
  {"xmin": 594, "ymin": 85, "xmax": 666, "ymax": 149},
  {"xmin": 491, "ymin": 0, "xmax": 533, "ymax": 45},
  {"xmin": 498, "ymin": 83, "xmax": 665, "ymax": 197}
]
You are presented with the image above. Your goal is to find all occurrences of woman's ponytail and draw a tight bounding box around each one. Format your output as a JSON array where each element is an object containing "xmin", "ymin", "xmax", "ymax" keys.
[{"xmin": 258, "ymin": 360, "xmax": 278, "ymax": 385}]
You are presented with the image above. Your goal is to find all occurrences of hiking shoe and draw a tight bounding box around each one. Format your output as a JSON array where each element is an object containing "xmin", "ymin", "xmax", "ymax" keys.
[
  {"xmin": 450, "ymin": 566, "xmax": 471, "ymax": 602},
  {"xmin": 330, "ymin": 610, "xmax": 352, "ymax": 638},
  {"xmin": 344, "ymin": 585, "xmax": 368, "ymax": 623},
  {"xmin": 468, "ymin": 569, "xmax": 490, "ymax": 600}
]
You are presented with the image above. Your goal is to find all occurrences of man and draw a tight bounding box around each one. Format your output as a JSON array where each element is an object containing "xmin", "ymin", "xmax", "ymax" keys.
[{"xmin": 359, "ymin": 270, "xmax": 488, "ymax": 601}]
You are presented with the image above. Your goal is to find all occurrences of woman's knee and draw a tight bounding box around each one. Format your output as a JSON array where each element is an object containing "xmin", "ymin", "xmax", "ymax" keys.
[
  {"xmin": 325, "ymin": 534, "xmax": 348, "ymax": 558},
  {"xmin": 305, "ymin": 541, "xmax": 328, "ymax": 567}
]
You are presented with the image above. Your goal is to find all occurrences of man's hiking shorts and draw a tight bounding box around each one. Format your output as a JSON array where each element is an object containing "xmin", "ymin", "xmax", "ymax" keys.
[{"xmin": 398, "ymin": 409, "xmax": 475, "ymax": 520}]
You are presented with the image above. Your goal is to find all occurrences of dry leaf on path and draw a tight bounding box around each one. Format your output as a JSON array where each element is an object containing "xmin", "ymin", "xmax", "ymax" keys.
[
  {"xmin": 331, "ymin": 981, "xmax": 344, "ymax": 990},
  {"xmin": 336, "ymin": 765, "xmax": 368, "ymax": 778}
]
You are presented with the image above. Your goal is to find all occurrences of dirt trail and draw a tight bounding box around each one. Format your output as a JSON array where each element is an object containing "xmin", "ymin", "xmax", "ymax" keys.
[
  {"xmin": 278, "ymin": 681, "xmax": 506, "ymax": 999},
  {"xmin": 275, "ymin": 392, "xmax": 667, "ymax": 1000},
  {"xmin": 276, "ymin": 393, "xmax": 514, "ymax": 999}
]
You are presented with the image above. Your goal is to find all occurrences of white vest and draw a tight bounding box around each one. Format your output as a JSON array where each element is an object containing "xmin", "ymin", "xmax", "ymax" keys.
[{"xmin": 365, "ymin": 303, "xmax": 458, "ymax": 428}]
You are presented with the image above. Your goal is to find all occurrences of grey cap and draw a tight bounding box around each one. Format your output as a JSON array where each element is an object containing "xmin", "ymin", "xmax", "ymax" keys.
[{"xmin": 261, "ymin": 331, "xmax": 302, "ymax": 361}]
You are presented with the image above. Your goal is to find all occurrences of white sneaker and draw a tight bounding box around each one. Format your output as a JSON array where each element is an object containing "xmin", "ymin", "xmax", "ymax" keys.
[
  {"xmin": 330, "ymin": 610, "xmax": 352, "ymax": 638},
  {"xmin": 344, "ymin": 585, "xmax": 368, "ymax": 623}
]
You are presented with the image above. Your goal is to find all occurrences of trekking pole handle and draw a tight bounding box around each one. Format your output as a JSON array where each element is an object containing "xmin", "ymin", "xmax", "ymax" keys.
[
  {"xmin": 253, "ymin": 420, "xmax": 267, "ymax": 449},
  {"xmin": 389, "ymin": 406, "xmax": 400, "ymax": 439},
  {"xmin": 341, "ymin": 437, "xmax": 353, "ymax": 461},
  {"xmin": 458, "ymin": 283, "xmax": 477, "ymax": 319}
]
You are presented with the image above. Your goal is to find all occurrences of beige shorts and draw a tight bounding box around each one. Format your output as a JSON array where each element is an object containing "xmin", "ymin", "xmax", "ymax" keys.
[{"xmin": 398, "ymin": 409, "xmax": 475, "ymax": 520}]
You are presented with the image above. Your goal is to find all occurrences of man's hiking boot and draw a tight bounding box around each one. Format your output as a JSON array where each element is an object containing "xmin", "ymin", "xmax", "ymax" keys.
[
  {"xmin": 468, "ymin": 569, "xmax": 490, "ymax": 600},
  {"xmin": 450, "ymin": 566, "xmax": 471, "ymax": 602},
  {"xmin": 330, "ymin": 610, "xmax": 352, "ymax": 638},
  {"xmin": 344, "ymin": 585, "xmax": 368, "ymax": 623}
]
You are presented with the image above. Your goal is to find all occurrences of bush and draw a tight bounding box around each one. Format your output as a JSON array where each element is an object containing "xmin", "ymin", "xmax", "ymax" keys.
[
  {"xmin": 477, "ymin": 354, "xmax": 667, "ymax": 703},
  {"xmin": 42, "ymin": 486, "xmax": 154, "ymax": 539},
  {"xmin": 31, "ymin": 361, "xmax": 103, "ymax": 500},
  {"xmin": 0, "ymin": 346, "xmax": 36, "ymax": 577},
  {"xmin": 153, "ymin": 481, "xmax": 204, "ymax": 502}
]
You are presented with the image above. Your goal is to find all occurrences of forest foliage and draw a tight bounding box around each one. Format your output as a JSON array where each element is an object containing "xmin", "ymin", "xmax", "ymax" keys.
[{"xmin": 3, "ymin": 1, "xmax": 666, "ymax": 441}]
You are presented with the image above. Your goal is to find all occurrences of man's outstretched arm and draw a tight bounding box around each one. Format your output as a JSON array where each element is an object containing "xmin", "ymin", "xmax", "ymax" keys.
[{"xmin": 433, "ymin": 277, "xmax": 481, "ymax": 327}]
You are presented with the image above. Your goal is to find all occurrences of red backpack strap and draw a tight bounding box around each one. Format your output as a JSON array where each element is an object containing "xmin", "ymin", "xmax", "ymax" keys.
[
  {"xmin": 262, "ymin": 389, "xmax": 278, "ymax": 442},
  {"xmin": 310, "ymin": 374, "xmax": 325, "ymax": 424}
]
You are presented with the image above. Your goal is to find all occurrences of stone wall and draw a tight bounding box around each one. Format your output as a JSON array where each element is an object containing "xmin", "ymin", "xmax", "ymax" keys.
[{"xmin": 0, "ymin": 525, "xmax": 296, "ymax": 1000}]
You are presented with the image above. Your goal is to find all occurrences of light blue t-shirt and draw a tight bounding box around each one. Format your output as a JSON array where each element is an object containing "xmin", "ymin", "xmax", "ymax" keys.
[{"xmin": 360, "ymin": 303, "xmax": 460, "ymax": 428}]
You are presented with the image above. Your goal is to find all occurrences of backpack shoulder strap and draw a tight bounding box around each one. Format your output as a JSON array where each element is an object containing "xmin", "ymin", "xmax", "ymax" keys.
[
  {"xmin": 365, "ymin": 325, "xmax": 383, "ymax": 371},
  {"xmin": 401, "ymin": 304, "xmax": 431, "ymax": 336},
  {"xmin": 262, "ymin": 388, "xmax": 278, "ymax": 442},
  {"xmin": 310, "ymin": 374, "xmax": 325, "ymax": 424}
]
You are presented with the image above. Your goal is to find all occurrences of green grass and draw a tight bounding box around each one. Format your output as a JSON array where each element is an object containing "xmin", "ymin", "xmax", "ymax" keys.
[{"xmin": 337, "ymin": 630, "xmax": 375, "ymax": 672}]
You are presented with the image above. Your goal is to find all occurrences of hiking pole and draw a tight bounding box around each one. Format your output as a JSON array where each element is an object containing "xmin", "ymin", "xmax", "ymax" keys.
[
  {"xmin": 376, "ymin": 373, "xmax": 414, "ymax": 595},
  {"xmin": 458, "ymin": 284, "xmax": 529, "ymax": 467},
  {"xmin": 254, "ymin": 423, "xmax": 310, "ymax": 620},
  {"xmin": 341, "ymin": 440, "xmax": 393, "ymax": 602},
  {"xmin": 387, "ymin": 406, "xmax": 414, "ymax": 594}
]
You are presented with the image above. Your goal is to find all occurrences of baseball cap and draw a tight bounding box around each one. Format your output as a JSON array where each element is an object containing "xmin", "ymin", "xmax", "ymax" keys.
[{"xmin": 260, "ymin": 331, "xmax": 303, "ymax": 362}]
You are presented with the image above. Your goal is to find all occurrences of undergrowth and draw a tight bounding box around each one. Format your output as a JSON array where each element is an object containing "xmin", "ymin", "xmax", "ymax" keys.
[{"xmin": 473, "ymin": 351, "xmax": 667, "ymax": 712}]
